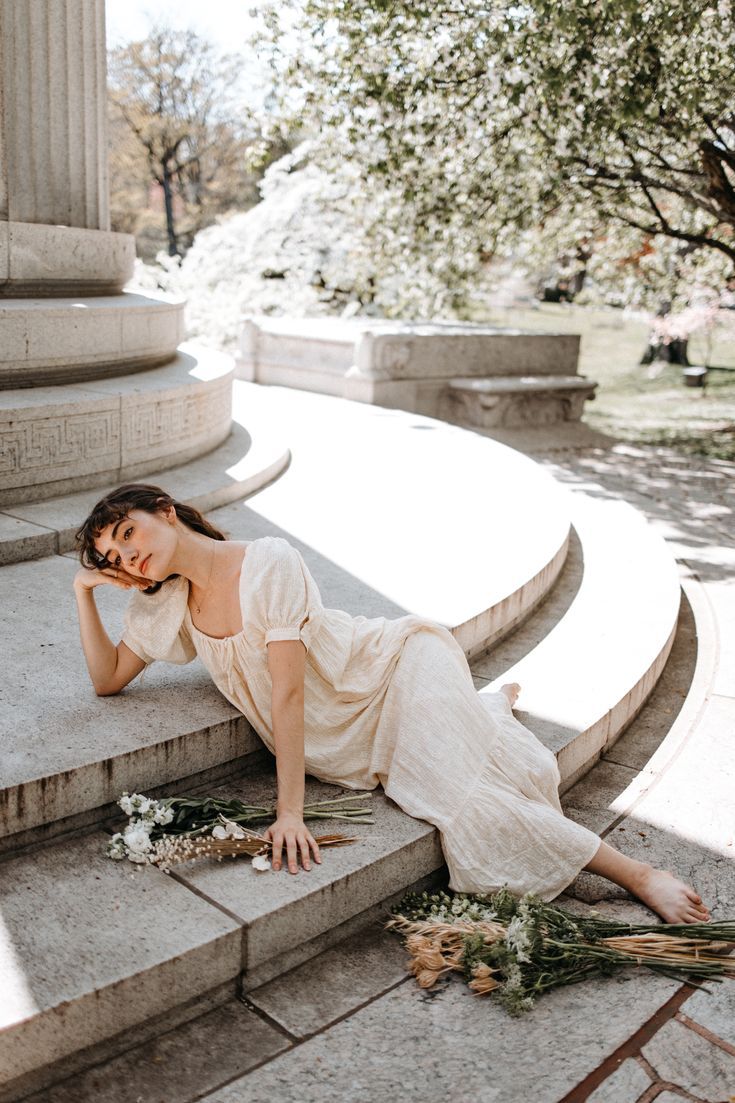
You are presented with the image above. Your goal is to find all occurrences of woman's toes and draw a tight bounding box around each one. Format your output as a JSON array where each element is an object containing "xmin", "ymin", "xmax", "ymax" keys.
[{"xmin": 500, "ymin": 683, "xmax": 521, "ymax": 707}]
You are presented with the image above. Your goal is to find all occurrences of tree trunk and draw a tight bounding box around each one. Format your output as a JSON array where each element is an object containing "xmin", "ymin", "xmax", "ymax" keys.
[
  {"xmin": 640, "ymin": 336, "xmax": 690, "ymax": 366},
  {"xmin": 161, "ymin": 164, "xmax": 179, "ymax": 257}
]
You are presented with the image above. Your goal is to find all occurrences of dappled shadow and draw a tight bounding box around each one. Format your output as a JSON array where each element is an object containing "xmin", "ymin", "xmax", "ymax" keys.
[{"xmin": 530, "ymin": 440, "xmax": 735, "ymax": 584}]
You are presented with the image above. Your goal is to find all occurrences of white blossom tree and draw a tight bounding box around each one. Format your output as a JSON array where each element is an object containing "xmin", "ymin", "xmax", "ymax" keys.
[{"xmin": 249, "ymin": 0, "xmax": 735, "ymax": 359}]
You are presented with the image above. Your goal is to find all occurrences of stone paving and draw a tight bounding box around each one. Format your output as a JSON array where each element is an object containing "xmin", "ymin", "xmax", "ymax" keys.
[{"xmin": 20, "ymin": 430, "xmax": 734, "ymax": 1103}]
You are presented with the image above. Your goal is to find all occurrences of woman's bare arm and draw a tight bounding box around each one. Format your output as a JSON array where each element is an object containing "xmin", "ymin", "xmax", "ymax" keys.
[
  {"xmin": 73, "ymin": 567, "xmax": 148, "ymax": 695},
  {"xmin": 264, "ymin": 638, "xmax": 321, "ymax": 873}
]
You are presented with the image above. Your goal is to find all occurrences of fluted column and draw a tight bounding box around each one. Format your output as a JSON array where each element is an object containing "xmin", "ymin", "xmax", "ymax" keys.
[
  {"xmin": 0, "ymin": 0, "xmax": 134, "ymax": 296},
  {"xmin": 0, "ymin": 0, "xmax": 109, "ymax": 229}
]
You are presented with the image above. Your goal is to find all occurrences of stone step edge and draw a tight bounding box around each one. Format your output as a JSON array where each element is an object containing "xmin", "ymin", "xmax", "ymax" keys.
[
  {"xmin": 0, "ymin": 423, "xmax": 292, "ymax": 566},
  {"xmin": 476, "ymin": 495, "xmax": 682, "ymax": 792},
  {"xmin": 0, "ymin": 793, "xmax": 443, "ymax": 1096},
  {"xmin": 0, "ymin": 746, "xmax": 274, "ymax": 864},
  {"xmin": 0, "ymin": 517, "xmax": 569, "ymax": 847}
]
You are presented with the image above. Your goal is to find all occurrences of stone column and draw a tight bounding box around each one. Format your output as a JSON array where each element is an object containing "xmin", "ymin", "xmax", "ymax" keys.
[
  {"xmin": 0, "ymin": 0, "xmax": 233, "ymax": 510},
  {"xmin": 1, "ymin": 0, "xmax": 109, "ymax": 230},
  {"xmin": 0, "ymin": 0, "xmax": 134, "ymax": 296}
]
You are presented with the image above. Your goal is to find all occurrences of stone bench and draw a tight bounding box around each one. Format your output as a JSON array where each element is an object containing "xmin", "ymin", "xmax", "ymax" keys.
[
  {"xmin": 237, "ymin": 316, "xmax": 588, "ymax": 423},
  {"xmin": 442, "ymin": 375, "xmax": 597, "ymax": 428}
]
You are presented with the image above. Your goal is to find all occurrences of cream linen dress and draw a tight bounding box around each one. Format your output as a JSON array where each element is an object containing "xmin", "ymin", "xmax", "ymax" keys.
[{"xmin": 122, "ymin": 535, "xmax": 601, "ymax": 900}]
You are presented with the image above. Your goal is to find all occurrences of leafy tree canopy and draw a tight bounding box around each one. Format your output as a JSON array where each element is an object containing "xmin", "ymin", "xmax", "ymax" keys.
[{"xmin": 257, "ymin": 0, "xmax": 735, "ymax": 311}]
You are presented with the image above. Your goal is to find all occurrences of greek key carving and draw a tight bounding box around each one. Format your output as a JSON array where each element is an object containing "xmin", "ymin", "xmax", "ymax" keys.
[{"xmin": 0, "ymin": 412, "xmax": 120, "ymax": 476}]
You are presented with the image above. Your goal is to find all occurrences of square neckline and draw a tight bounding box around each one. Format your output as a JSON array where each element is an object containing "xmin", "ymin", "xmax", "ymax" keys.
[{"xmin": 185, "ymin": 540, "xmax": 252, "ymax": 642}]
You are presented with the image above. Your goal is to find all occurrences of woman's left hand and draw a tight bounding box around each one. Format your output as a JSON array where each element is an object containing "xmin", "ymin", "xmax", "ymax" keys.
[{"xmin": 263, "ymin": 811, "xmax": 322, "ymax": 873}]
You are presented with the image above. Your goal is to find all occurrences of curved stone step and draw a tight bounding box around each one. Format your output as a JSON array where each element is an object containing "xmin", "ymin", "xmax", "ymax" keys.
[
  {"xmin": 0, "ymin": 391, "xmax": 687, "ymax": 1099},
  {"xmin": 0, "ymin": 343, "xmax": 233, "ymax": 506},
  {"xmin": 0, "ymin": 388, "xmax": 571, "ymax": 847},
  {"xmin": 0, "ymin": 775, "xmax": 441, "ymax": 1098},
  {"xmin": 473, "ymin": 492, "xmax": 681, "ymax": 790},
  {"xmin": 0, "ymin": 420, "xmax": 291, "ymax": 565},
  {"xmin": 227, "ymin": 382, "xmax": 572, "ymax": 659},
  {"xmin": 0, "ymin": 291, "xmax": 185, "ymax": 388}
]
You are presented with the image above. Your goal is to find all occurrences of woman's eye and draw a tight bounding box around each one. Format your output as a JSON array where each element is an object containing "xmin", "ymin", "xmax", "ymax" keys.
[{"xmin": 124, "ymin": 527, "xmax": 132, "ymax": 540}]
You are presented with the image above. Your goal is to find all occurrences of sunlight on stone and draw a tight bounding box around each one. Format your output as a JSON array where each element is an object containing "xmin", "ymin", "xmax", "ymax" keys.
[
  {"xmin": 230, "ymin": 382, "xmax": 568, "ymax": 624},
  {"xmin": 0, "ymin": 912, "xmax": 39, "ymax": 1027},
  {"xmin": 610, "ymin": 779, "xmax": 734, "ymax": 859}
]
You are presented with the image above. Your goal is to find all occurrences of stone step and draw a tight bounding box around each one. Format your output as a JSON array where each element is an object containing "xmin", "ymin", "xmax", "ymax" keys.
[
  {"xmin": 0, "ymin": 419, "xmax": 291, "ymax": 566},
  {"xmin": 0, "ymin": 291, "xmax": 184, "ymax": 388},
  {"xmin": 227, "ymin": 382, "xmax": 572, "ymax": 660},
  {"xmin": 0, "ymin": 342, "xmax": 233, "ymax": 506},
  {"xmin": 0, "ymin": 772, "xmax": 442, "ymax": 1099},
  {"xmin": 442, "ymin": 374, "xmax": 598, "ymax": 429},
  {"xmin": 473, "ymin": 491, "xmax": 681, "ymax": 790},
  {"xmin": 0, "ymin": 386, "xmax": 571, "ymax": 847}
]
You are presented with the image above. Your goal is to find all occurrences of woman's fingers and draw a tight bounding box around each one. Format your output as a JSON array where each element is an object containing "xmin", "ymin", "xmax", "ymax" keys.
[
  {"xmin": 265, "ymin": 828, "xmax": 283, "ymax": 872},
  {"xmin": 266, "ymin": 827, "xmax": 320, "ymax": 873},
  {"xmin": 286, "ymin": 833, "xmax": 299, "ymax": 874},
  {"xmin": 103, "ymin": 567, "xmax": 147, "ymax": 590}
]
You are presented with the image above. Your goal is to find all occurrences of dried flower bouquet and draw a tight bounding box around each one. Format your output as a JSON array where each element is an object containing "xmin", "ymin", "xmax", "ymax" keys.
[
  {"xmin": 388, "ymin": 888, "xmax": 735, "ymax": 1016},
  {"xmin": 107, "ymin": 790, "xmax": 373, "ymax": 870}
]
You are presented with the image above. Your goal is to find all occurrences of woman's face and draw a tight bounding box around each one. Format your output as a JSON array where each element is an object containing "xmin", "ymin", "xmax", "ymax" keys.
[{"xmin": 93, "ymin": 507, "xmax": 178, "ymax": 582}]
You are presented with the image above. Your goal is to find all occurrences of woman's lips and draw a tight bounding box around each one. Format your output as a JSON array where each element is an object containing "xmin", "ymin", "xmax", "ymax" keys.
[{"xmin": 140, "ymin": 555, "xmax": 151, "ymax": 576}]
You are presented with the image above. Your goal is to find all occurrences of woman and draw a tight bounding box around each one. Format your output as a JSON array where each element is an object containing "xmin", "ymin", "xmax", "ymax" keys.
[{"xmin": 74, "ymin": 483, "xmax": 710, "ymax": 924}]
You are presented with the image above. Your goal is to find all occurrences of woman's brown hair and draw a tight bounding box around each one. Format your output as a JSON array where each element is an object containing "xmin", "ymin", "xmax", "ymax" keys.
[{"xmin": 75, "ymin": 483, "xmax": 226, "ymax": 594}]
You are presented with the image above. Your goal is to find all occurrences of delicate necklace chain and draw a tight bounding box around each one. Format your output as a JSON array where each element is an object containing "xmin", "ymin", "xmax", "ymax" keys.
[{"xmin": 192, "ymin": 541, "xmax": 217, "ymax": 616}]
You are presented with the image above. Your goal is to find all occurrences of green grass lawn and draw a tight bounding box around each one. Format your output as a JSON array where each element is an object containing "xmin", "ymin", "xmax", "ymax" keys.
[{"xmin": 474, "ymin": 302, "xmax": 735, "ymax": 460}]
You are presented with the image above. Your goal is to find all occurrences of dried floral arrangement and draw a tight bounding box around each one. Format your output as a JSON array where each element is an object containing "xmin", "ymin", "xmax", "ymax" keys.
[
  {"xmin": 107, "ymin": 790, "xmax": 373, "ymax": 871},
  {"xmin": 388, "ymin": 888, "xmax": 735, "ymax": 1017}
]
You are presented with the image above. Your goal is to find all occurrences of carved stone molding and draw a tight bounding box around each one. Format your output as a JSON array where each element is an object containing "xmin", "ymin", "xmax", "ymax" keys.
[{"xmin": 0, "ymin": 348, "xmax": 234, "ymax": 505}]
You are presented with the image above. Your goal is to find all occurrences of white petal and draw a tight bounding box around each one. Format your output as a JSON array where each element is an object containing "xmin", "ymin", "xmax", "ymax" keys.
[
  {"xmin": 252, "ymin": 855, "xmax": 271, "ymax": 871},
  {"xmin": 212, "ymin": 826, "xmax": 228, "ymax": 839}
]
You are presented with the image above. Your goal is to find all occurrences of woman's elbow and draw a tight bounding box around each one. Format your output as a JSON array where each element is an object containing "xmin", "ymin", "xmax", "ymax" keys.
[{"xmin": 94, "ymin": 682, "xmax": 121, "ymax": 697}]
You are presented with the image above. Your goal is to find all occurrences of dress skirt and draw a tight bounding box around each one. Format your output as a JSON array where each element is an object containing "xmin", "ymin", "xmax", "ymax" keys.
[
  {"xmin": 369, "ymin": 630, "xmax": 602, "ymax": 901},
  {"xmin": 122, "ymin": 535, "xmax": 603, "ymax": 902}
]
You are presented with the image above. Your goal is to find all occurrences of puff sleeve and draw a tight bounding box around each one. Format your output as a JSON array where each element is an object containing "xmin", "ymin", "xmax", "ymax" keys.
[
  {"xmin": 249, "ymin": 537, "xmax": 324, "ymax": 650},
  {"xmin": 121, "ymin": 575, "xmax": 196, "ymax": 665}
]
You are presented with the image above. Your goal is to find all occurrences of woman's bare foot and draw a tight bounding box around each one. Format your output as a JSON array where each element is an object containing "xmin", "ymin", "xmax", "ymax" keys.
[
  {"xmin": 632, "ymin": 864, "xmax": 711, "ymax": 924},
  {"xmin": 501, "ymin": 682, "xmax": 521, "ymax": 709},
  {"xmin": 584, "ymin": 843, "xmax": 711, "ymax": 925}
]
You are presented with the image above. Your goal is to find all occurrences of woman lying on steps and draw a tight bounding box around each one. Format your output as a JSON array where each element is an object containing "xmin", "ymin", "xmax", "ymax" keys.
[{"xmin": 73, "ymin": 483, "xmax": 711, "ymax": 926}]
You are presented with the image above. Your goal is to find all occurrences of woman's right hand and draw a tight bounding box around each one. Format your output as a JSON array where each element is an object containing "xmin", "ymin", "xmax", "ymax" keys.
[{"xmin": 73, "ymin": 564, "xmax": 148, "ymax": 594}]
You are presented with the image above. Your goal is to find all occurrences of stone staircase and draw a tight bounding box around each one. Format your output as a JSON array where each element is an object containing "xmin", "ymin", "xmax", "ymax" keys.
[{"xmin": 0, "ymin": 385, "xmax": 683, "ymax": 1100}]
